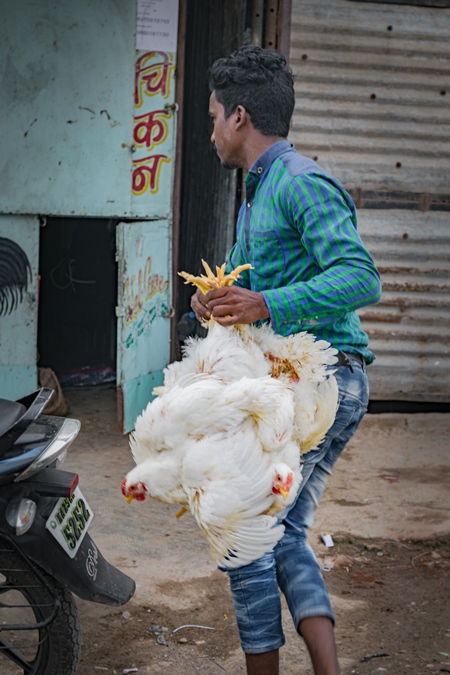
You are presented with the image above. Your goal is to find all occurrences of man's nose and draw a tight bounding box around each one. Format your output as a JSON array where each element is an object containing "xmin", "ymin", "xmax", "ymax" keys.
[{"xmin": 210, "ymin": 130, "xmax": 215, "ymax": 144}]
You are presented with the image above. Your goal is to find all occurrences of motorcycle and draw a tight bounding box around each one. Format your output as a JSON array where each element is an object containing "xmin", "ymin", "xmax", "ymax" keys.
[{"xmin": 0, "ymin": 387, "xmax": 136, "ymax": 675}]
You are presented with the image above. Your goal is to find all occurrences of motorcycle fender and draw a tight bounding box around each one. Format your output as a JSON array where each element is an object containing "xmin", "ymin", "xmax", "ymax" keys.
[{"xmin": 17, "ymin": 518, "xmax": 136, "ymax": 606}]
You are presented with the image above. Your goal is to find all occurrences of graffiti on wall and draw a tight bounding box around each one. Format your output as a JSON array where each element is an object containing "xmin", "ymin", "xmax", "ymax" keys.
[
  {"xmin": 123, "ymin": 255, "xmax": 169, "ymax": 349},
  {"xmin": 0, "ymin": 237, "xmax": 32, "ymax": 317},
  {"xmin": 132, "ymin": 51, "xmax": 175, "ymax": 200}
]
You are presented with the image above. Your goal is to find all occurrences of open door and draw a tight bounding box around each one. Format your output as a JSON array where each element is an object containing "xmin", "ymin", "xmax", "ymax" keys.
[
  {"xmin": 0, "ymin": 215, "xmax": 39, "ymax": 400},
  {"xmin": 116, "ymin": 220, "xmax": 171, "ymax": 433}
]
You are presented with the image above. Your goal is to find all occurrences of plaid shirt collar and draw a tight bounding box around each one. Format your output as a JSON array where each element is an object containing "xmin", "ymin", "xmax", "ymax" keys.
[{"xmin": 247, "ymin": 139, "xmax": 294, "ymax": 183}]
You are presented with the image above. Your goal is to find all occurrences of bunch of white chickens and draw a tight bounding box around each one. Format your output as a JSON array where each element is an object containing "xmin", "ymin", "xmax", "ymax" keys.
[{"xmin": 122, "ymin": 261, "xmax": 339, "ymax": 569}]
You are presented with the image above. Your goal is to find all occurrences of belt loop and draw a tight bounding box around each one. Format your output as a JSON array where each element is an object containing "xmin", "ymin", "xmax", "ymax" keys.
[{"xmin": 343, "ymin": 353, "xmax": 354, "ymax": 373}]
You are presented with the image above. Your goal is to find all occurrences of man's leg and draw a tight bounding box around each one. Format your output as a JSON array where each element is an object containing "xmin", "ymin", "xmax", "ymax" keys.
[
  {"xmin": 275, "ymin": 363, "xmax": 369, "ymax": 674},
  {"xmin": 245, "ymin": 650, "xmax": 280, "ymax": 675},
  {"xmin": 300, "ymin": 617, "xmax": 340, "ymax": 675},
  {"xmin": 244, "ymin": 619, "xmax": 339, "ymax": 675},
  {"xmin": 229, "ymin": 363, "xmax": 368, "ymax": 674},
  {"xmin": 227, "ymin": 550, "xmax": 285, "ymax": 672}
]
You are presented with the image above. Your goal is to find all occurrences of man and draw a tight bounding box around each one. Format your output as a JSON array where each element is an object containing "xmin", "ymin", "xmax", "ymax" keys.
[{"xmin": 191, "ymin": 45, "xmax": 381, "ymax": 675}]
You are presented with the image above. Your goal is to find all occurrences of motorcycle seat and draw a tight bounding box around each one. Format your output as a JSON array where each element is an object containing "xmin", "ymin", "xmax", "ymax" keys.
[{"xmin": 0, "ymin": 399, "xmax": 26, "ymax": 437}]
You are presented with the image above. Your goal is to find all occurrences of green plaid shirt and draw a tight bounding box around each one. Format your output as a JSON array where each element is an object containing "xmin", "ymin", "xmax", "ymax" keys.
[{"xmin": 227, "ymin": 141, "xmax": 381, "ymax": 363}]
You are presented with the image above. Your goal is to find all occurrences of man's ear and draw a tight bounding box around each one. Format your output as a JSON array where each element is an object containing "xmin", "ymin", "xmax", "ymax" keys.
[{"xmin": 234, "ymin": 105, "xmax": 249, "ymax": 129}]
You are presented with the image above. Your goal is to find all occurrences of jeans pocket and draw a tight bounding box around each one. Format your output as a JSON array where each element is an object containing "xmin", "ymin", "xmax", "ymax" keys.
[{"xmin": 326, "ymin": 397, "xmax": 361, "ymax": 439}]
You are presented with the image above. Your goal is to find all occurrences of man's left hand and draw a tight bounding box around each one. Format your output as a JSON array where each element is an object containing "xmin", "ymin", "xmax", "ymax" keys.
[{"xmin": 204, "ymin": 286, "xmax": 270, "ymax": 326}]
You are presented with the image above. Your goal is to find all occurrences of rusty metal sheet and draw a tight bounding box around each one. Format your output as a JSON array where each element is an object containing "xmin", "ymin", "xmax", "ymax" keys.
[
  {"xmin": 289, "ymin": 0, "xmax": 450, "ymax": 194},
  {"xmin": 290, "ymin": 0, "xmax": 450, "ymax": 401},
  {"xmin": 347, "ymin": 1, "xmax": 450, "ymax": 7},
  {"xmin": 357, "ymin": 210, "xmax": 450, "ymax": 401}
]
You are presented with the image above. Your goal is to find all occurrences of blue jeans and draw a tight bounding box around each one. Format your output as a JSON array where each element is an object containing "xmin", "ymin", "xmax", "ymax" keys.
[{"xmin": 227, "ymin": 361, "xmax": 369, "ymax": 654}]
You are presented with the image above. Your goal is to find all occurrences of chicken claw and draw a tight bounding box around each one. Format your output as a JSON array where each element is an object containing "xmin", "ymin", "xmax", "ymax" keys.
[
  {"xmin": 178, "ymin": 261, "xmax": 253, "ymax": 294},
  {"xmin": 223, "ymin": 264, "xmax": 254, "ymax": 286}
]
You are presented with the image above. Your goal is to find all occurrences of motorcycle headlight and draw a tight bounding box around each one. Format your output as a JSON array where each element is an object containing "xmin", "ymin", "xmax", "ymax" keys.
[
  {"xmin": 15, "ymin": 418, "xmax": 81, "ymax": 482},
  {"xmin": 6, "ymin": 496, "xmax": 37, "ymax": 535}
]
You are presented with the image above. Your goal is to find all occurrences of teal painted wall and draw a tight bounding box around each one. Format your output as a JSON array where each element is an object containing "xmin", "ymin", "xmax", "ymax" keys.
[
  {"xmin": 0, "ymin": 0, "xmax": 136, "ymax": 218},
  {"xmin": 0, "ymin": 1, "xmax": 178, "ymax": 421},
  {"xmin": 0, "ymin": 215, "xmax": 39, "ymax": 400}
]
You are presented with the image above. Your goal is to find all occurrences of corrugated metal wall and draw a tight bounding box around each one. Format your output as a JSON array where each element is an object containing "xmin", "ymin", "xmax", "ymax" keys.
[
  {"xmin": 357, "ymin": 211, "xmax": 450, "ymax": 400},
  {"xmin": 290, "ymin": 0, "xmax": 450, "ymax": 400}
]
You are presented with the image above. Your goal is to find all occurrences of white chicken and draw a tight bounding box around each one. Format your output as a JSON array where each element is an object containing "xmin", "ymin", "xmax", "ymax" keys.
[{"xmin": 122, "ymin": 261, "xmax": 339, "ymax": 569}]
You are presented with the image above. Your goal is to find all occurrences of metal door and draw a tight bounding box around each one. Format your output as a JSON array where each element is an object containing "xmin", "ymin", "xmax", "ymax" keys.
[
  {"xmin": 0, "ymin": 216, "xmax": 39, "ymax": 400},
  {"xmin": 116, "ymin": 220, "xmax": 171, "ymax": 433}
]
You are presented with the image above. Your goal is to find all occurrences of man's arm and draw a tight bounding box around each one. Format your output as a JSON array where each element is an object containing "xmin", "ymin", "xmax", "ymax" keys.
[{"xmin": 262, "ymin": 174, "xmax": 381, "ymax": 334}]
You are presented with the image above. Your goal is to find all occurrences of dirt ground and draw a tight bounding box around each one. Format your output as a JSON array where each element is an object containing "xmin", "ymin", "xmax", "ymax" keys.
[
  {"xmin": 76, "ymin": 536, "xmax": 450, "ymax": 675},
  {"xmin": 60, "ymin": 386, "xmax": 450, "ymax": 675}
]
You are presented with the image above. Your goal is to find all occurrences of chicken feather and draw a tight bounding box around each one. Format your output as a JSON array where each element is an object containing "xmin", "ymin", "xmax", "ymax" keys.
[{"xmin": 122, "ymin": 260, "xmax": 339, "ymax": 569}]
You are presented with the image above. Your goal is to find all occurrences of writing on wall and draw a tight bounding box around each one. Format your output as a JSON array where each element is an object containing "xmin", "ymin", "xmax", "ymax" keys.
[{"xmin": 132, "ymin": 51, "xmax": 175, "ymax": 204}]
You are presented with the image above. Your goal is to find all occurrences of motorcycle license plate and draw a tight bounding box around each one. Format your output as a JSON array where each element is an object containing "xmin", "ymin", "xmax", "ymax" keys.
[{"xmin": 45, "ymin": 487, "xmax": 94, "ymax": 559}]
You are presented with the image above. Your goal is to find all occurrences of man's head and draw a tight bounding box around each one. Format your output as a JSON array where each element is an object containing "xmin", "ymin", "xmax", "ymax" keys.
[{"xmin": 208, "ymin": 45, "xmax": 295, "ymax": 139}]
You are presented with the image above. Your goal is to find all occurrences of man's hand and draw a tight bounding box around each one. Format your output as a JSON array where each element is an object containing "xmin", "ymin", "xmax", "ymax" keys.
[
  {"xmin": 191, "ymin": 289, "xmax": 212, "ymax": 322},
  {"xmin": 190, "ymin": 286, "xmax": 270, "ymax": 326}
]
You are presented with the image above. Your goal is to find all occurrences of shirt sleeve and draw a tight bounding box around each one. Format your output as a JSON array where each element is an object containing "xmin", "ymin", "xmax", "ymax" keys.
[
  {"xmin": 225, "ymin": 240, "xmax": 251, "ymax": 288},
  {"xmin": 261, "ymin": 173, "xmax": 382, "ymax": 334}
]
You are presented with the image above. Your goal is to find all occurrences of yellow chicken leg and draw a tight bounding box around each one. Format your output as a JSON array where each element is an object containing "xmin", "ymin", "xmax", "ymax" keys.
[{"xmin": 178, "ymin": 260, "xmax": 253, "ymax": 293}]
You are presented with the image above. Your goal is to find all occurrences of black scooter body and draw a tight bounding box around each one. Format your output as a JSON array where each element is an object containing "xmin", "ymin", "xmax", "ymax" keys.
[
  {"xmin": 0, "ymin": 389, "xmax": 135, "ymax": 606},
  {"xmin": 0, "ymin": 484, "xmax": 135, "ymax": 605}
]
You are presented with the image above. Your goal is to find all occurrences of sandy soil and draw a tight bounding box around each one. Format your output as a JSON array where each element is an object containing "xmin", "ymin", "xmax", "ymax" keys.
[
  {"xmin": 57, "ymin": 387, "xmax": 450, "ymax": 675},
  {"xmin": 76, "ymin": 535, "xmax": 450, "ymax": 675}
]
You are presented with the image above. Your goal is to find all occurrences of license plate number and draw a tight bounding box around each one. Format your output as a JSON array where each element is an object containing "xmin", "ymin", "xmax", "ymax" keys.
[{"xmin": 45, "ymin": 487, "xmax": 94, "ymax": 558}]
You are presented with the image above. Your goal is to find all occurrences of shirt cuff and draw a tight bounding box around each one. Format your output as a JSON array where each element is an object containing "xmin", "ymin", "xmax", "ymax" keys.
[{"xmin": 261, "ymin": 288, "xmax": 299, "ymax": 334}]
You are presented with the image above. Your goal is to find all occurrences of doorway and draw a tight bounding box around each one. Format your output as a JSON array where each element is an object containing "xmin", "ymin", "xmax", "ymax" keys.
[{"xmin": 37, "ymin": 218, "xmax": 118, "ymax": 387}]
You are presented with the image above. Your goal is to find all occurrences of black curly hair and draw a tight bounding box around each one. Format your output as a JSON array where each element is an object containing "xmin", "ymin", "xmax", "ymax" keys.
[{"xmin": 208, "ymin": 45, "xmax": 295, "ymax": 138}]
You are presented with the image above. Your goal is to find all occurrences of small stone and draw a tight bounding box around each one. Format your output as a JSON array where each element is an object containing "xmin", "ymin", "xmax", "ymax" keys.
[
  {"xmin": 431, "ymin": 551, "xmax": 441, "ymax": 559},
  {"xmin": 334, "ymin": 555, "xmax": 352, "ymax": 569},
  {"xmin": 122, "ymin": 611, "xmax": 132, "ymax": 620},
  {"xmin": 195, "ymin": 640, "xmax": 206, "ymax": 645},
  {"xmin": 178, "ymin": 638, "xmax": 188, "ymax": 644}
]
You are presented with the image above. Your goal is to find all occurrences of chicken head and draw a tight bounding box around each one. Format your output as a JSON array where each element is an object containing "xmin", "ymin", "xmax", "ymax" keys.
[
  {"xmin": 271, "ymin": 464, "xmax": 295, "ymax": 500},
  {"xmin": 121, "ymin": 477, "xmax": 148, "ymax": 503}
]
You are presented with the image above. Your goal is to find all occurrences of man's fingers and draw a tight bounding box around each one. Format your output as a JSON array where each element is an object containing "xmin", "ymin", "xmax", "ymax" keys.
[
  {"xmin": 191, "ymin": 291, "xmax": 211, "ymax": 320},
  {"xmin": 205, "ymin": 287, "xmax": 236, "ymax": 302},
  {"xmin": 213, "ymin": 314, "xmax": 239, "ymax": 326},
  {"xmin": 209, "ymin": 303, "xmax": 237, "ymax": 318}
]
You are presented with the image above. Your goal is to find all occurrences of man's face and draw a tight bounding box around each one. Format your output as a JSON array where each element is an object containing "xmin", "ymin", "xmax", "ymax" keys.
[{"xmin": 209, "ymin": 91, "xmax": 240, "ymax": 170}]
